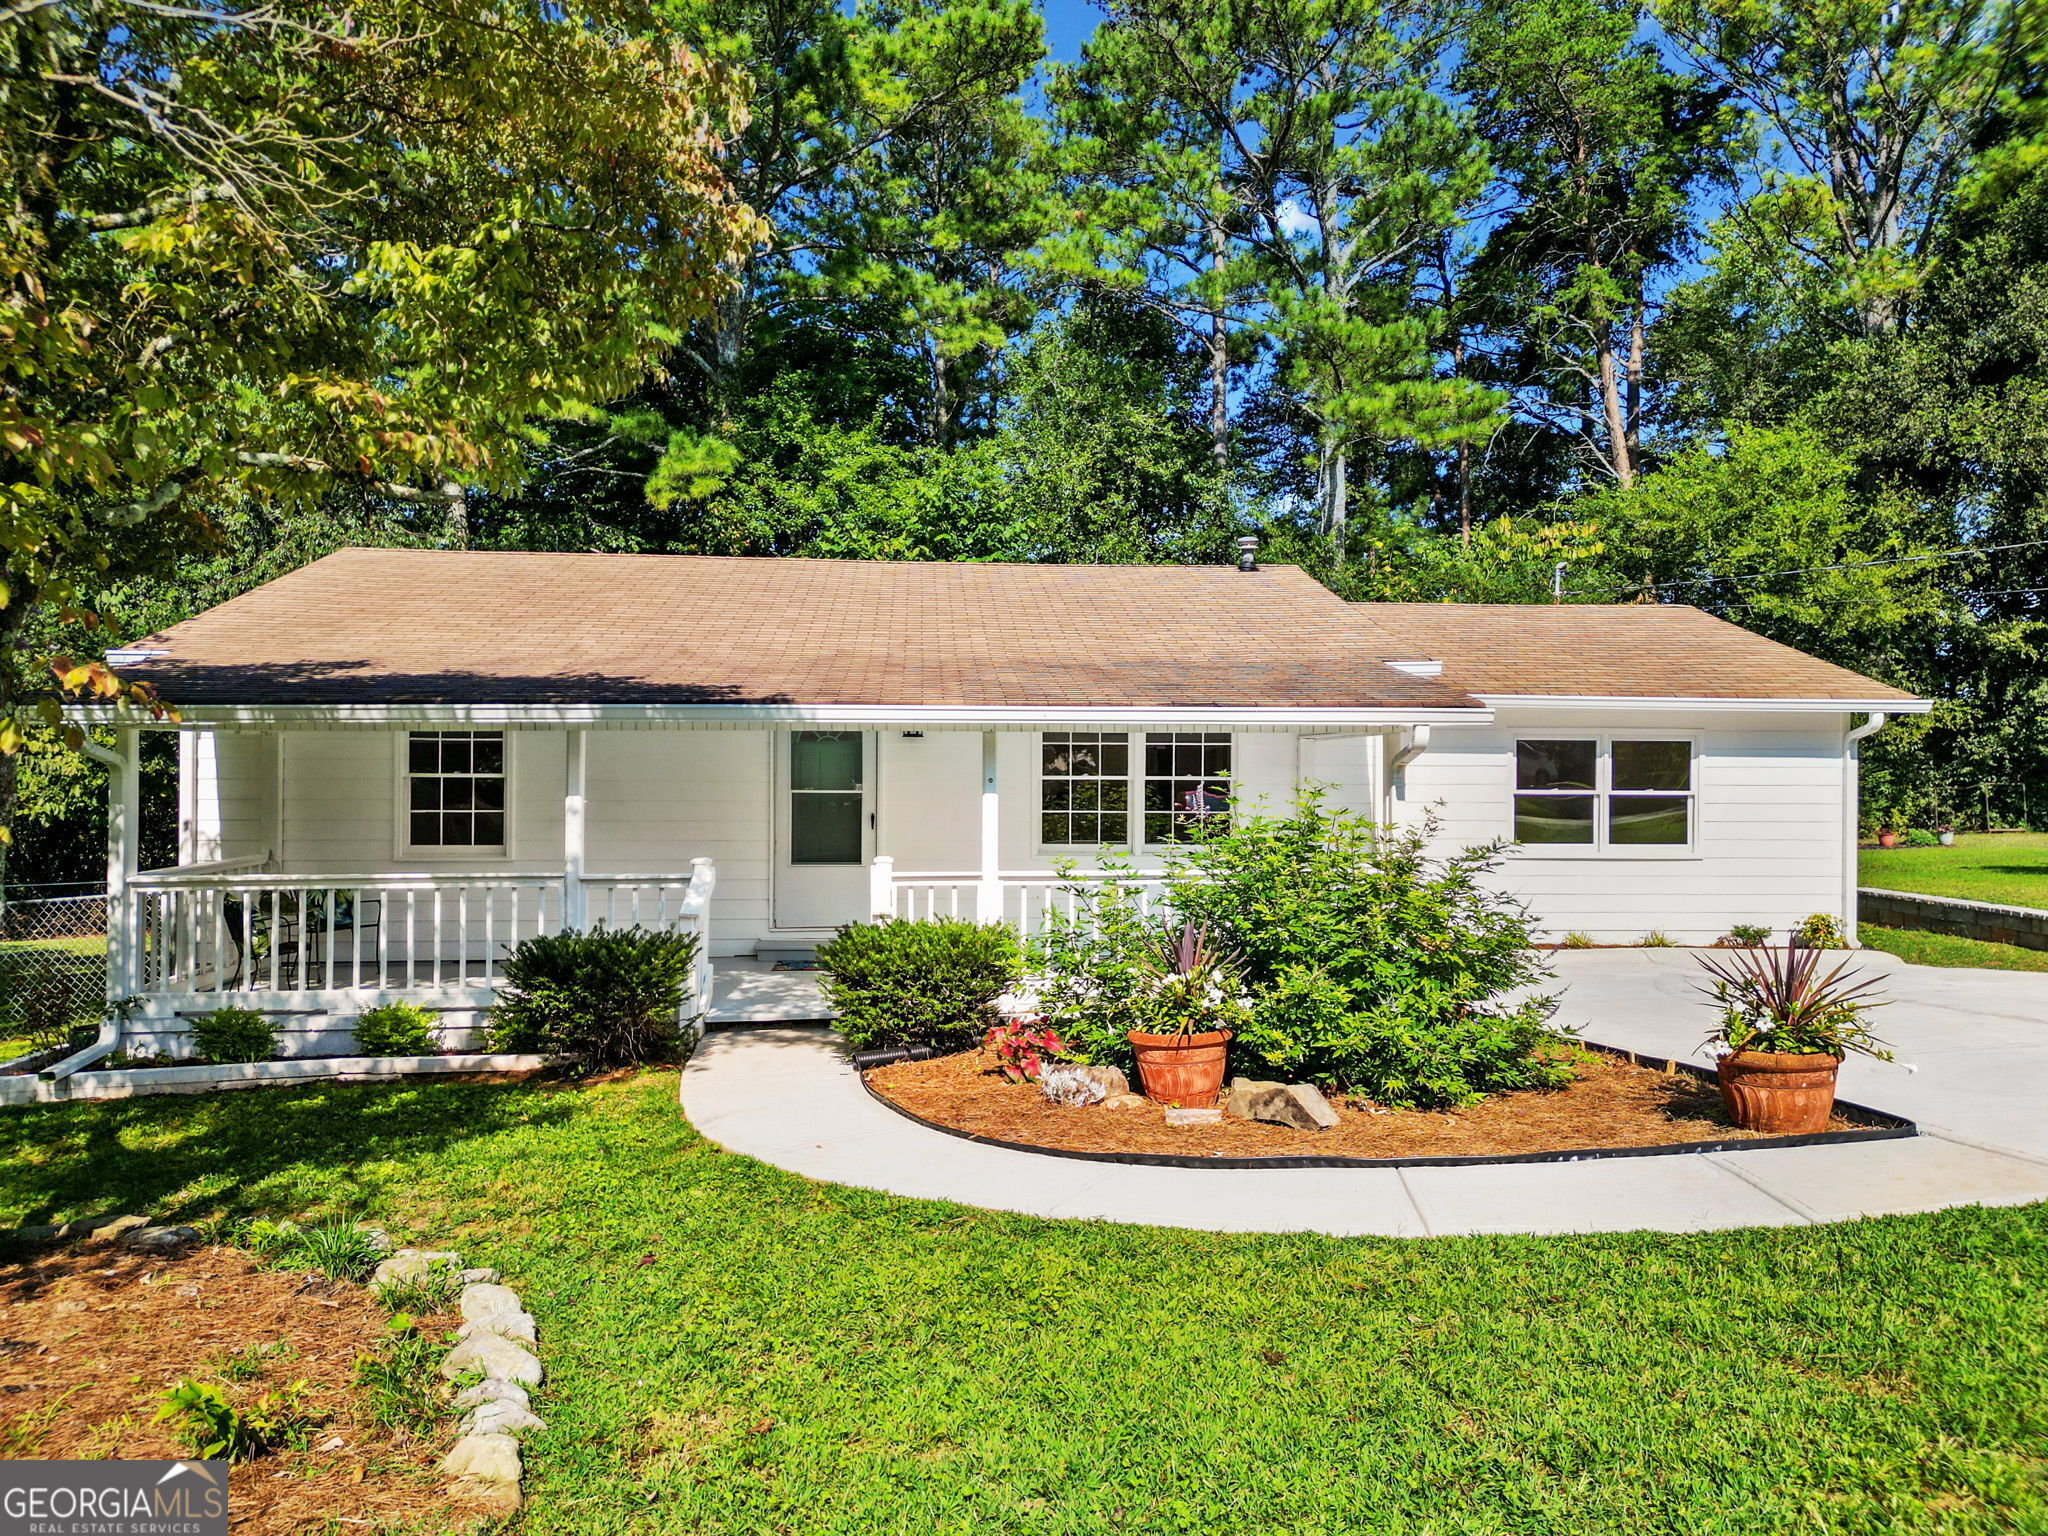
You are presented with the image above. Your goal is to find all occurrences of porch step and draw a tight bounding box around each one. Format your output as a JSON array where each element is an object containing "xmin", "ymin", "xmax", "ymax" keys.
[{"xmin": 755, "ymin": 946, "xmax": 819, "ymax": 967}]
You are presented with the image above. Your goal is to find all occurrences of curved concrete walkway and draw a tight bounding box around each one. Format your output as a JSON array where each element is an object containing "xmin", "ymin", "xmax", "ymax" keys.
[{"xmin": 679, "ymin": 950, "xmax": 2048, "ymax": 1237}]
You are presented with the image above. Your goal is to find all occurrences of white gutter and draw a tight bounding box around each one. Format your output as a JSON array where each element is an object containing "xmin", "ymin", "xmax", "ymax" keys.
[
  {"xmin": 1476, "ymin": 693, "xmax": 1932, "ymax": 715},
  {"xmin": 69, "ymin": 701, "xmax": 1494, "ymax": 730},
  {"xmin": 46, "ymin": 734, "xmax": 133, "ymax": 1081},
  {"xmin": 1842, "ymin": 711, "xmax": 1888, "ymax": 946}
]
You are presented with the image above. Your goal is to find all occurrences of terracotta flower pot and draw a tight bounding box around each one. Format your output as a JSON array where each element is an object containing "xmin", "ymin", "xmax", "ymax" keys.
[
  {"xmin": 1876, "ymin": 830, "xmax": 1899, "ymax": 848},
  {"xmin": 1717, "ymin": 1049, "xmax": 1842, "ymax": 1135},
  {"xmin": 1127, "ymin": 1028, "xmax": 1232, "ymax": 1107}
]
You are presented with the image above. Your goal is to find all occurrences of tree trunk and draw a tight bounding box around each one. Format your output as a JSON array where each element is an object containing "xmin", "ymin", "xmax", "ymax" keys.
[
  {"xmin": 1597, "ymin": 338, "xmax": 1633, "ymax": 488},
  {"xmin": 1322, "ymin": 430, "xmax": 1349, "ymax": 570},
  {"xmin": 0, "ymin": 748, "xmax": 15, "ymax": 913},
  {"xmin": 1206, "ymin": 221, "xmax": 1230, "ymax": 472},
  {"xmin": 442, "ymin": 481, "xmax": 470, "ymax": 551},
  {"xmin": 1625, "ymin": 309, "xmax": 1645, "ymax": 470}
]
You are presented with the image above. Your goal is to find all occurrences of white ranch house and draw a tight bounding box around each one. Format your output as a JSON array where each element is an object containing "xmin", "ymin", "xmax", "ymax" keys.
[{"xmin": 84, "ymin": 548, "xmax": 1923, "ymax": 1055}]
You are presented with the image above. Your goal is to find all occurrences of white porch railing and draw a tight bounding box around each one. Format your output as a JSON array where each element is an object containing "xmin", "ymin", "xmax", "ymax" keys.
[
  {"xmin": 871, "ymin": 858, "xmax": 1172, "ymax": 932},
  {"xmin": 129, "ymin": 859, "xmax": 717, "ymax": 1023}
]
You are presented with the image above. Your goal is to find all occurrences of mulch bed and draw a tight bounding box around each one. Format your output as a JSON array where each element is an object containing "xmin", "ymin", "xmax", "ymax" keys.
[
  {"xmin": 866, "ymin": 1046, "xmax": 1862, "ymax": 1161},
  {"xmin": 0, "ymin": 1240, "xmax": 485, "ymax": 1534}
]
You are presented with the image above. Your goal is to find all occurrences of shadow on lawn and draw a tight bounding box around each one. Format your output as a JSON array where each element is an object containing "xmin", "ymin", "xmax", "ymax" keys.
[{"xmin": 0, "ymin": 1077, "xmax": 587, "ymax": 1231}]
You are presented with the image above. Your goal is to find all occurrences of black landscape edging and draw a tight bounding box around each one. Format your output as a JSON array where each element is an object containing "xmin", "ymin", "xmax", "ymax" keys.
[{"xmin": 854, "ymin": 1039, "xmax": 1916, "ymax": 1171}]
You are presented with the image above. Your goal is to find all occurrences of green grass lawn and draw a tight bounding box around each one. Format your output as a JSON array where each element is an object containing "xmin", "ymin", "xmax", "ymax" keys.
[
  {"xmin": 3, "ymin": 1075, "xmax": 2046, "ymax": 1533},
  {"xmin": 1861, "ymin": 832, "xmax": 2048, "ymax": 909},
  {"xmin": 1862, "ymin": 924, "xmax": 2048, "ymax": 972}
]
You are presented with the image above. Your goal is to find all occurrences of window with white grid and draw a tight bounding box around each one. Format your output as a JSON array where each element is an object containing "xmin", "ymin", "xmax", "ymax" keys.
[{"xmin": 406, "ymin": 731, "xmax": 507, "ymax": 850}]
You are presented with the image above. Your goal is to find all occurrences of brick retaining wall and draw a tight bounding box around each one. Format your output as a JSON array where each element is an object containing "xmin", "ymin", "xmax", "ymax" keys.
[{"xmin": 1859, "ymin": 887, "xmax": 2048, "ymax": 952}]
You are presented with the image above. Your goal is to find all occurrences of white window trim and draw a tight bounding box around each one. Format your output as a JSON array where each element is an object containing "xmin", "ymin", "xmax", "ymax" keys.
[
  {"xmin": 1506, "ymin": 733, "xmax": 1702, "ymax": 860},
  {"xmin": 1035, "ymin": 730, "xmax": 1234, "ymax": 856},
  {"xmin": 393, "ymin": 729, "xmax": 516, "ymax": 862}
]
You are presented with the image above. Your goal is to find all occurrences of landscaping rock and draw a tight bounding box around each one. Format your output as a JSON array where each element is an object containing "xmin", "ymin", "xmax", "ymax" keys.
[
  {"xmin": 1040, "ymin": 1063, "xmax": 1130, "ymax": 1107},
  {"xmin": 360, "ymin": 1226, "xmax": 395, "ymax": 1255},
  {"xmin": 373, "ymin": 1248, "xmax": 460, "ymax": 1288},
  {"xmin": 452, "ymin": 1379, "xmax": 530, "ymax": 1414},
  {"xmin": 123, "ymin": 1225, "xmax": 200, "ymax": 1254},
  {"xmin": 463, "ymin": 1399, "xmax": 546, "ymax": 1440},
  {"xmin": 440, "ymin": 1431, "xmax": 522, "ymax": 1483},
  {"xmin": 458, "ymin": 1479, "xmax": 522, "ymax": 1518},
  {"xmin": 442, "ymin": 1332, "xmax": 543, "ymax": 1387},
  {"xmin": 90, "ymin": 1215, "xmax": 152, "ymax": 1243},
  {"xmin": 458, "ymin": 1267, "xmax": 502, "ymax": 1286},
  {"xmin": 459, "ymin": 1283, "xmax": 523, "ymax": 1323},
  {"xmin": 1100, "ymin": 1093, "xmax": 1149, "ymax": 1111},
  {"xmin": 458, "ymin": 1310, "xmax": 538, "ymax": 1345},
  {"xmin": 1163, "ymin": 1106, "xmax": 1222, "ymax": 1127},
  {"xmin": 1224, "ymin": 1078, "xmax": 1339, "ymax": 1131}
]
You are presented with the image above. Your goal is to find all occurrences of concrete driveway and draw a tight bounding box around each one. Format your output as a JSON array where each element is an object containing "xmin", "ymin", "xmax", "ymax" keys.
[{"xmin": 1546, "ymin": 948, "xmax": 2048, "ymax": 1164}]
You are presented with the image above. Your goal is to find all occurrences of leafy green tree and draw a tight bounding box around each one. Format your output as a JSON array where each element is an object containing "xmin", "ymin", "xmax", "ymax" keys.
[
  {"xmin": 654, "ymin": 0, "xmax": 1045, "ymax": 441},
  {"xmin": 1046, "ymin": 2, "xmax": 1266, "ymax": 469},
  {"xmin": 1656, "ymin": 0, "xmax": 2040, "ymax": 341},
  {"xmin": 0, "ymin": 0, "xmax": 762, "ymax": 883},
  {"xmin": 1457, "ymin": 0, "xmax": 1736, "ymax": 489}
]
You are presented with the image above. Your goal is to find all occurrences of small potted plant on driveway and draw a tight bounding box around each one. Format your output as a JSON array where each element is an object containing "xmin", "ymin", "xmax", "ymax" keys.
[
  {"xmin": 1126, "ymin": 920, "xmax": 1249, "ymax": 1107},
  {"xmin": 1695, "ymin": 940, "xmax": 1890, "ymax": 1134}
]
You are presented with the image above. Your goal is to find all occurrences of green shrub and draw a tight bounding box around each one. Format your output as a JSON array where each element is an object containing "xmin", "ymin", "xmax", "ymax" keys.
[
  {"xmin": 190, "ymin": 1006, "xmax": 277, "ymax": 1064},
  {"xmin": 1032, "ymin": 796, "xmax": 1566, "ymax": 1109},
  {"xmin": 352, "ymin": 1001, "xmax": 437, "ymax": 1056},
  {"xmin": 1721, "ymin": 923, "xmax": 1771, "ymax": 947},
  {"xmin": 816, "ymin": 919, "xmax": 1021, "ymax": 1052},
  {"xmin": 155, "ymin": 1378, "xmax": 319, "ymax": 1461},
  {"xmin": 238, "ymin": 1216, "xmax": 387, "ymax": 1282},
  {"xmin": 487, "ymin": 924, "xmax": 697, "ymax": 1068},
  {"xmin": 1793, "ymin": 912, "xmax": 1851, "ymax": 949},
  {"xmin": 1027, "ymin": 877, "xmax": 1167, "ymax": 1071},
  {"xmin": 1897, "ymin": 827, "xmax": 1942, "ymax": 848}
]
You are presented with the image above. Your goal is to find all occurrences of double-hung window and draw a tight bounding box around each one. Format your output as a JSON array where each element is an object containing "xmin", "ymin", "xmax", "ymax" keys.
[
  {"xmin": 1513, "ymin": 737, "xmax": 1694, "ymax": 851},
  {"xmin": 406, "ymin": 731, "xmax": 507, "ymax": 852},
  {"xmin": 1041, "ymin": 732, "xmax": 1230, "ymax": 848}
]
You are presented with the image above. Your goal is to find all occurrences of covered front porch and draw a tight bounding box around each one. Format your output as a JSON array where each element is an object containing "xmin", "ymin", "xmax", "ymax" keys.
[{"xmin": 89, "ymin": 710, "xmax": 1441, "ymax": 1052}]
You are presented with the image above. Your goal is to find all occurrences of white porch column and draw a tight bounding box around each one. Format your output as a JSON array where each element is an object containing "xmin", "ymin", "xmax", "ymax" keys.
[
  {"xmin": 869, "ymin": 855, "xmax": 895, "ymax": 921},
  {"xmin": 563, "ymin": 728, "xmax": 588, "ymax": 930},
  {"xmin": 977, "ymin": 730, "xmax": 1001, "ymax": 924},
  {"xmin": 104, "ymin": 726, "xmax": 140, "ymax": 1000}
]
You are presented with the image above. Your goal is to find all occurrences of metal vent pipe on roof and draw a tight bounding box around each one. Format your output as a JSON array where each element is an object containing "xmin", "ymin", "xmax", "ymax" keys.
[{"xmin": 1236, "ymin": 535, "xmax": 1259, "ymax": 572}]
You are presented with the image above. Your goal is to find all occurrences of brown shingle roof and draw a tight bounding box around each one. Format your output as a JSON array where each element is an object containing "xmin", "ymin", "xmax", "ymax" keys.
[
  {"xmin": 127, "ymin": 548, "xmax": 1482, "ymax": 711},
  {"xmin": 1348, "ymin": 602, "xmax": 1918, "ymax": 702}
]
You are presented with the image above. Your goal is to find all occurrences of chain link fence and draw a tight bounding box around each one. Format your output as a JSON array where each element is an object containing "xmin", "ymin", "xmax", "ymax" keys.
[{"xmin": 0, "ymin": 893, "xmax": 109, "ymax": 1059}]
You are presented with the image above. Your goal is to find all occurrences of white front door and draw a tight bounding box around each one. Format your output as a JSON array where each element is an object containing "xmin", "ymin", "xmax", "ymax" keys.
[{"xmin": 773, "ymin": 730, "xmax": 873, "ymax": 931}]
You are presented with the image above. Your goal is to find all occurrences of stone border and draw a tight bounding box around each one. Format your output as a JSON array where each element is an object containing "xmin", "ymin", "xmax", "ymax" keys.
[
  {"xmin": 372, "ymin": 1247, "xmax": 545, "ymax": 1518},
  {"xmin": 1860, "ymin": 886, "xmax": 2048, "ymax": 952},
  {"xmin": 855, "ymin": 1038, "xmax": 1917, "ymax": 1171},
  {"xmin": 0, "ymin": 1053, "xmax": 551, "ymax": 1107}
]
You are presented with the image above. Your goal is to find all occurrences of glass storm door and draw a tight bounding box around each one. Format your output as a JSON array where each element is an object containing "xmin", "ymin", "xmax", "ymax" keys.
[{"xmin": 773, "ymin": 731, "xmax": 872, "ymax": 930}]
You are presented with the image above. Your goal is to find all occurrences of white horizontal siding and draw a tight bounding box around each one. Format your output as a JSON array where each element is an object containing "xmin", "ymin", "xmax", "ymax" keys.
[{"xmin": 1396, "ymin": 707, "xmax": 1851, "ymax": 943}]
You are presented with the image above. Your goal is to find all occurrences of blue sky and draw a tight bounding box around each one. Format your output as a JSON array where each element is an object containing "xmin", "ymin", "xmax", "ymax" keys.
[{"xmin": 1039, "ymin": 0, "xmax": 1099, "ymax": 61}]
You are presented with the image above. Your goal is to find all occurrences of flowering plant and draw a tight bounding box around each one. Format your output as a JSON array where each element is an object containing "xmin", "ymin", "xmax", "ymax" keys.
[
  {"xmin": 984, "ymin": 1016, "xmax": 1067, "ymax": 1083},
  {"xmin": 1696, "ymin": 939, "xmax": 1892, "ymax": 1059},
  {"xmin": 1130, "ymin": 919, "xmax": 1251, "ymax": 1038}
]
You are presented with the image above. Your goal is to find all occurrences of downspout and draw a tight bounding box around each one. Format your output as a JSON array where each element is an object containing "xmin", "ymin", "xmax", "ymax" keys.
[
  {"xmin": 1842, "ymin": 712, "xmax": 1886, "ymax": 947},
  {"xmin": 1383, "ymin": 726, "xmax": 1432, "ymax": 826},
  {"xmin": 44, "ymin": 732, "xmax": 136, "ymax": 1082}
]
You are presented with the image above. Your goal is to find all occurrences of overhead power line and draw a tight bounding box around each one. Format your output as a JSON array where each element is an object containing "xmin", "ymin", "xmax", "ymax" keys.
[{"xmin": 1567, "ymin": 537, "xmax": 2048, "ymax": 599}]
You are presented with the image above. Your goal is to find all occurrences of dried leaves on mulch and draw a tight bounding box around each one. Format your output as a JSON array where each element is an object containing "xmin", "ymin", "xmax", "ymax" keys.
[
  {"xmin": 0, "ymin": 1240, "xmax": 483, "ymax": 1535},
  {"xmin": 867, "ymin": 1047, "xmax": 1860, "ymax": 1160}
]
